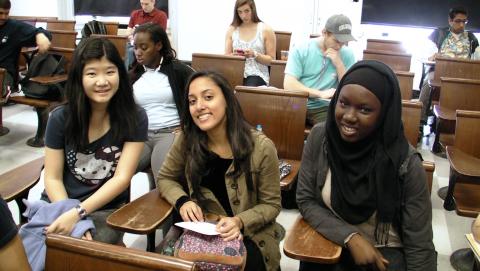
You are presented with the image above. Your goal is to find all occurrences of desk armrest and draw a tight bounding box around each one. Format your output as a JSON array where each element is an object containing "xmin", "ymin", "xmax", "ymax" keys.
[
  {"xmin": 107, "ymin": 189, "xmax": 173, "ymax": 235},
  {"xmin": 433, "ymin": 105, "xmax": 455, "ymax": 121},
  {"xmin": 30, "ymin": 74, "xmax": 68, "ymax": 84},
  {"xmin": 283, "ymin": 216, "xmax": 341, "ymax": 264},
  {"xmin": 446, "ymin": 146, "xmax": 480, "ymax": 177}
]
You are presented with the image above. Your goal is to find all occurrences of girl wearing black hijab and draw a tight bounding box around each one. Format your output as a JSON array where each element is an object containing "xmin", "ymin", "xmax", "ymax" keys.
[{"xmin": 296, "ymin": 60, "xmax": 436, "ymax": 271}]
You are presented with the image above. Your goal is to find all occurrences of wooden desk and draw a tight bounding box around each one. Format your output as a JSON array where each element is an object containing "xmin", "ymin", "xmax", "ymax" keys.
[
  {"xmin": 283, "ymin": 216, "xmax": 341, "ymax": 263},
  {"xmin": 0, "ymin": 157, "xmax": 44, "ymax": 223}
]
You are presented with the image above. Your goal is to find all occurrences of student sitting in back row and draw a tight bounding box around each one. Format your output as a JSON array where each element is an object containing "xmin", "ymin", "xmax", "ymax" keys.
[
  {"xmin": 129, "ymin": 22, "xmax": 194, "ymax": 185},
  {"xmin": 297, "ymin": 60, "xmax": 437, "ymax": 271},
  {"xmin": 284, "ymin": 14, "xmax": 356, "ymax": 125},
  {"xmin": 225, "ymin": 0, "xmax": 276, "ymax": 87},
  {"xmin": 42, "ymin": 37, "xmax": 147, "ymax": 244},
  {"xmin": 0, "ymin": 0, "xmax": 51, "ymax": 98}
]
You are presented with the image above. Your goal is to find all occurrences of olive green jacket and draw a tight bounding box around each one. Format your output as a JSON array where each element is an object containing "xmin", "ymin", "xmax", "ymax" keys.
[{"xmin": 157, "ymin": 130, "xmax": 285, "ymax": 271}]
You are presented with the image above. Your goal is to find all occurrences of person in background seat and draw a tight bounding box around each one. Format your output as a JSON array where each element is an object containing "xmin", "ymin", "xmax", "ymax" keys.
[
  {"xmin": 225, "ymin": 0, "xmax": 276, "ymax": 87},
  {"xmin": 0, "ymin": 0, "xmax": 51, "ymax": 98},
  {"xmin": 129, "ymin": 22, "xmax": 194, "ymax": 184},
  {"xmin": 284, "ymin": 14, "xmax": 356, "ymax": 125}
]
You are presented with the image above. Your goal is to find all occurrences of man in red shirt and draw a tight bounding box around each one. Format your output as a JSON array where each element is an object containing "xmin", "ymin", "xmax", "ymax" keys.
[{"xmin": 126, "ymin": 0, "xmax": 167, "ymax": 67}]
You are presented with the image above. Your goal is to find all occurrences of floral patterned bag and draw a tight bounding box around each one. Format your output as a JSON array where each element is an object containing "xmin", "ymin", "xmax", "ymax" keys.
[{"xmin": 174, "ymin": 230, "xmax": 247, "ymax": 271}]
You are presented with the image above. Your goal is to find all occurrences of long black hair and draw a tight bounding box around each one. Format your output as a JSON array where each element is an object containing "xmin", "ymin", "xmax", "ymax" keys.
[
  {"xmin": 64, "ymin": 37, "xmax": 138, "ymax": 151},
  {"xmin": 182, "ymin": 71, "xmax": 255, "ymax": 203}
]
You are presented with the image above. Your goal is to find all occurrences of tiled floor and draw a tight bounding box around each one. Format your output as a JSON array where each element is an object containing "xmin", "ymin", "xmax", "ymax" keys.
[{"xmin": 0, "ymin": 102, "xmax": 473, "ymax": 270}]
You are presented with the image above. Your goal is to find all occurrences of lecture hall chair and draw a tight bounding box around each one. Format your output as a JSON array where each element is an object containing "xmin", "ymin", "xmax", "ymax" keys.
[
  {"xmin": 91, "ymin": 34, "xmax": 128, "ymax": 61},
  {"xmin": 234, "ymin": 86, "xmax": 308, "ymax": 190},
  {"xmin": 396, "ymin": 71, "xmax": 414, "ymax": 100},
  {"xmin": 274, "ymin": 31, "xmax": 291, "ymax": 60},
  {"xmin": 191, "ymin": 53, "xmax": 245, "ymax": 88},
  {"xmin": 49, "ymin": 29, "xmax": 78, "ymax": 49},
  {"xmin": 443, "ymin": 110, "xmax": 480, "ymax": 270},
  {"xmin": 46, "ymin": 20, "xmax": 76, "ymax": 31},
  {"xmin": 366, "ymin": 39, "xmax": 406, "ymax": 53},
  {"xmin": 269, "ymin": 60, "xmax": 286, "ymax": 88},
  {"xmin": 432, "ymin": 78, "xmax": 480, "ymax": 154},
  {"xmin": 362, "ymin": 49, "xmax": 412, "ymax": 72}
]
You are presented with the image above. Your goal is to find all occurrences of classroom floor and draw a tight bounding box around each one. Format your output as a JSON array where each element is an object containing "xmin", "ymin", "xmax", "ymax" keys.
[{"xmin": 0, "ymin": 102, "xmax": 472, "ymax": 271}]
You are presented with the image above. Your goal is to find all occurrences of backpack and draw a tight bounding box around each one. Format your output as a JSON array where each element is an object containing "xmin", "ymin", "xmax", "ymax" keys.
[
  {"xmin": 20, "ymin": 53, "xmax": 66, "ymax": 100},
  {"xmin": 80, "ymin": 20, "xmax": 107, "ymax": 45}
]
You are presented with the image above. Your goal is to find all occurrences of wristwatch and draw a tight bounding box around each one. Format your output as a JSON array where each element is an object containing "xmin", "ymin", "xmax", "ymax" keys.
[{"xmin": 75, "ymin": 204, "xmax": 88, "ymax": 219}]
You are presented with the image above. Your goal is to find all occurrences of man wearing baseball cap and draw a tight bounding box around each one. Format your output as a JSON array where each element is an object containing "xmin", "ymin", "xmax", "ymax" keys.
[{"xmin": 284, "ymin": 14, "xmax": 356, "ymax": 124}]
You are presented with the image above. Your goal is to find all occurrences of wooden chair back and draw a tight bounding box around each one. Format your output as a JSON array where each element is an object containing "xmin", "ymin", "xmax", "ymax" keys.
[
  {"xmin": 234, "ymin": 86, "xmax": 308, "ymax": 160},
  {"xmin": 102, "ymin": 21, "xmax": 120, "ymax": 35},
  {"xmin": 46, "ymin": 20, "xmax": 76, "ymax": 31},
  {"xmin": 433, "ymin": 57, "xmax": 480, "ymax": 86},
  {"xmin": 91, "ymin": 34, "xmax": 128, "ymax": 61},
  {"xmin": 49, "ymin": 30, "xmax": 77, "ymax": 49},
  {"xmin": 191, "ymin": 53, "xmax": 245, "ymax": 88},
  {"xmin": 401, "ymin": 100, "xmax": 422, "ymax": 146},
  {"xmin": 366, "ymin": 39, "xmax": 406, "ymax": 53},
  {"xmin": 45, "ymin": 234, "xmax": 198, "ymax": 271},
  {"xmin": 439, "ymin": 78, "xmax": 480, "ymax": 112},
  {"xmin": 362, "ymin": 49, "xmax": 411, "ymax": 72},
  {"xmin": 396, "ymin": 71, "xmax": 414, "ymax": 100},
  {"xmin": 454, "ymin": 110, "xmax": 480, "ymax": 158},
  {"xmin": 269, "ymin": 60, "xmax": 286, "ymax": 88},
  {"xmin": 274, "ymin": 31, "xmax": 291, "ymax": 60},
  {"xmin": 11, "ymin": 16, "xmax": 58, "ymax": 23}
]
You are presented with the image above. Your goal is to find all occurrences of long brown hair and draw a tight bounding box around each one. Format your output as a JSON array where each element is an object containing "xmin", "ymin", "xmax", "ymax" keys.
[{"xmin": 230, "ymin": 0, "xmax": 262, "ymax": 27}]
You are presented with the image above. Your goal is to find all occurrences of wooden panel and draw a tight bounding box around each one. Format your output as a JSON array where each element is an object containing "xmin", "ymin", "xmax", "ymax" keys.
[
  {"xmin": 10, "ymin": 16, "xmax": 58, "ymax": 23},
  {"xmin": 396, "ymin": 71, "xmax": 414, "ymax": 100},
  {"xmin": 439, "ymin": 78, "xmax": 480, "ymax": 113},
  {"xmin": 234, "ymin": 86, "xmax": 308, "ymax": 160},
  {"xmin": 401, "ymin": 100, "xmax": 422, "ymax": 146},
  {"xmin": 274, "ymin": 31, "xmax": 291, "ymax": 60},
  {"xmin": 366, "ymin": 39, "xmax": 406, "ymax": 53},
  {"xmin": 269, "ymin": 60, "xmax": 286, "ymax": 88},
  {"xmin": 0, "ymin": 157, "xmax": 43, "ymax": 202},
  {"xmin": 45, "ymin": 234, "xmax": 197, "ymax": 271},
  {"xmin": 283, "ymin": 216, "xmax": 341, "ymax": 263},
  {"xmin": 191, "ymin": 53, "xmax": 245, "ymax": 88},
  {"xmin": 454, "ymin": 110, "xmax": 480, "ymax": 158},
  {"xmin": 454, "ymin": 183, "xmax": 480, "ymax": 218},
  {"xmin": 49, "ymin": 30, "xmax": 78, "ymax": 49},
  {"xmin": 432, "ymin": 57, "xmax": 480, "ymax": 86},
  {"xmin": 362, "ymin": 49, "xmax": 411, "ymax": 72},
  {"xmin": 101, "ymin": 21, "xmax": 120, "ymax": 35},
  {"xmin": 47, "ymin": 20, "xmax": 76, "ymax": 31},
  {"xmin": 91, "ymin": 34, "xmax": 128, "ymax": 61}
]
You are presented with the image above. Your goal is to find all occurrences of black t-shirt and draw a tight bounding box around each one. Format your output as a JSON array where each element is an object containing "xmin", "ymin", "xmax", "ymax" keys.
[
  {"xmin": 0, "ymin": 198, "xmax": 17, "ymax": 248},
  {"xmin": 41, "ymin": 105, "xmax": 148, "ymax": 209},
  {"xmin": 0, "ymin": 19, "xmax": 51, "ymax": 77},
  {"xmin": 201, "ymin": 153, "xmax": 234, "ymax": 217}
]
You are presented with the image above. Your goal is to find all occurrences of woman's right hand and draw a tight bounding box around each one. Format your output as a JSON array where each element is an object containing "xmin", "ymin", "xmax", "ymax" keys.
[
  {"xmin": 347, "ymin": 234, "xmax": 389, "ymax": 271},
  {"xmin": 179, "ymin": 201, "xmax": 204, "ymax": 222}
]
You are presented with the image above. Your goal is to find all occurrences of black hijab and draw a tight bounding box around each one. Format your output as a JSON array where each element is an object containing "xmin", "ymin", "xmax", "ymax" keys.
[{"xmin": 326, "ymin": 60, "xmax": 409, "ymax": 244}]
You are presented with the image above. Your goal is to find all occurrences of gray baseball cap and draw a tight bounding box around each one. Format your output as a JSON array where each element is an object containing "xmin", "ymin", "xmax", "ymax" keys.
[{"xmin": 325, "ymin": 14, "xmax": 356, "ymax": 43}]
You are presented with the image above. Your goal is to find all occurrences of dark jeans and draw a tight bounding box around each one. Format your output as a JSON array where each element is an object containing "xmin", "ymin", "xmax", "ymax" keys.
[
  {"xmin": 244, "ymin": 238, "xmax": 266, "ymax": 271},
  {"xmin": 244, "ymin": 75, "xmax": 267, "ymax": 87},
  {"xmin": 300, "ymin": 247, "xmax": 405, "ymax": 271}
]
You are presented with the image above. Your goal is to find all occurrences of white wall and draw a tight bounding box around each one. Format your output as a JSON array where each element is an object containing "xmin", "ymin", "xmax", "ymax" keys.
[{"xmin": 9, "ymin": 0, "xmax": 59, "ymax": 17}]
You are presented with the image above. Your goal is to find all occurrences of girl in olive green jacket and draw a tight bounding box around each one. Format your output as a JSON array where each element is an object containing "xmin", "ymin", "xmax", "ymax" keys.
[{"xmin": 157, "ymin": 71, "xmax": 284, "ymax": 271}]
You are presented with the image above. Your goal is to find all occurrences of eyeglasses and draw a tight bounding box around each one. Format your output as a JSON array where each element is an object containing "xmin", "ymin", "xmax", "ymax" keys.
[{"xmin": 453, "ymin": 19, "xmax": 468, "ymax": 24}]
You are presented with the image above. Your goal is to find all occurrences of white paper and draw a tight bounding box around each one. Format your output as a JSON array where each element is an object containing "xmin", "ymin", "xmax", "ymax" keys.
[{"xmin": 175, "ymin": 221, "xmax": 219, "ymax": 236}]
